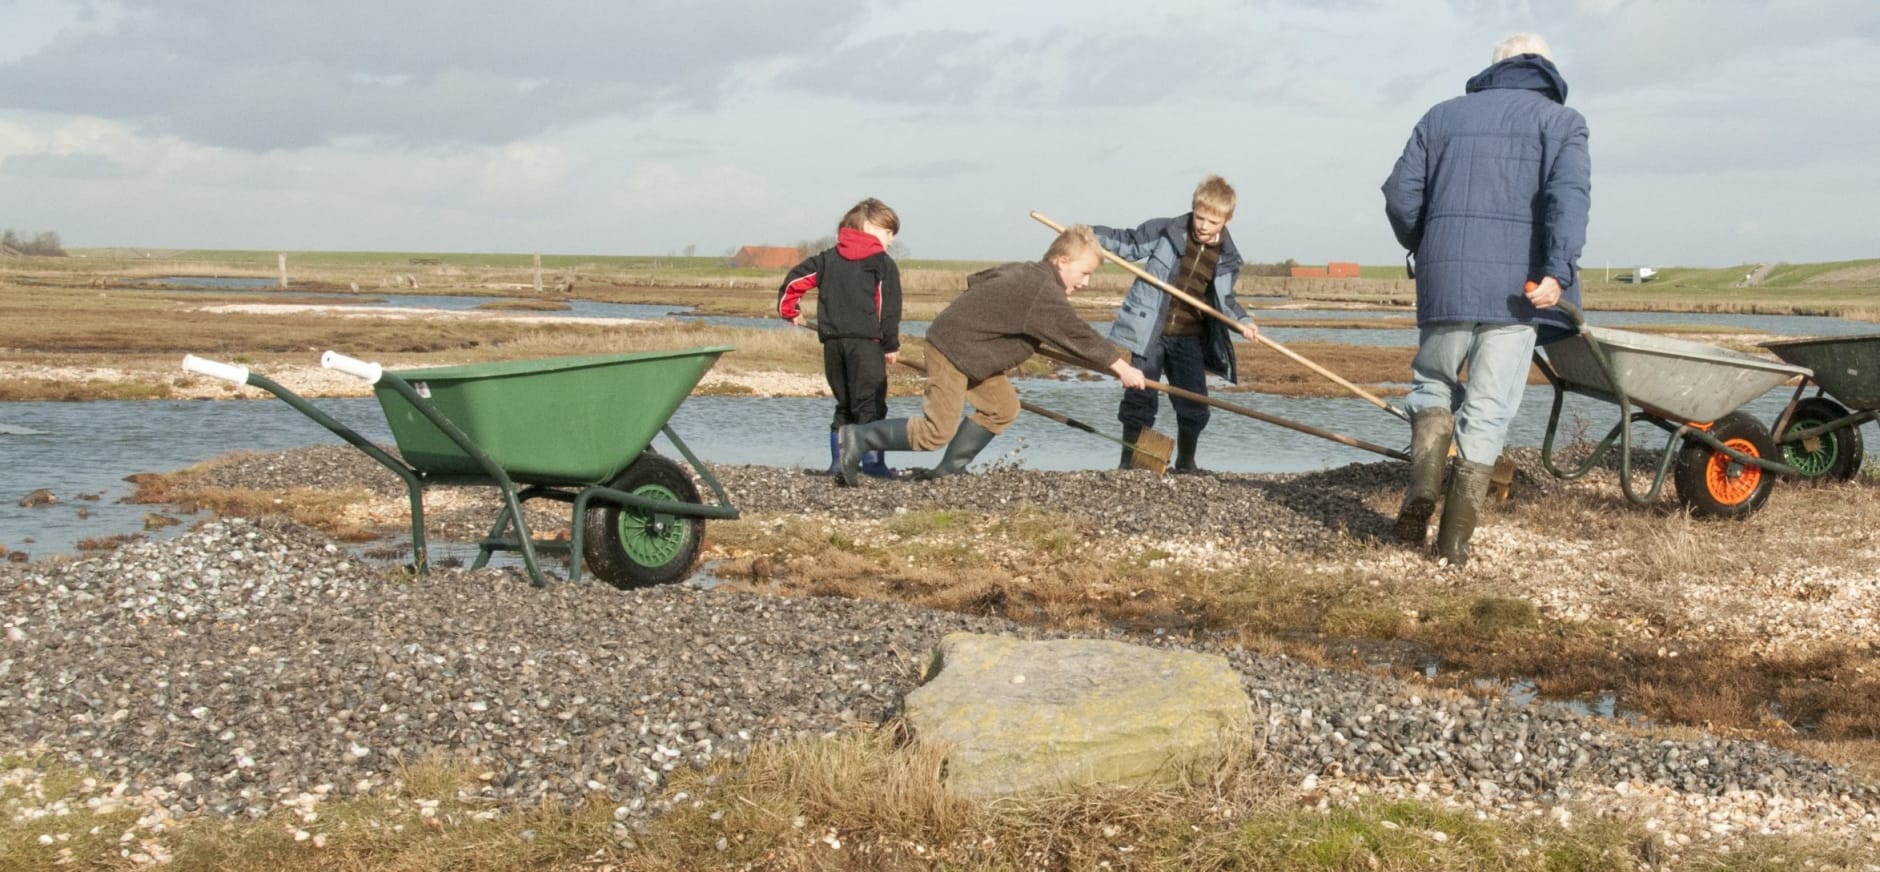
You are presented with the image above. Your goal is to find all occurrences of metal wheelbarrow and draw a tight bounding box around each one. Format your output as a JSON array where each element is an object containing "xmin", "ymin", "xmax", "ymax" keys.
[
  {"xmin": 1532, "ymin": 303, "xmax": 1810, "ymax": 518},
  {"xmin": 181, "ymin": 347, "xmax": 738, "ymax": 588},
  {"xmin": 1759, "ymin": 333, "xmax": 1880, "ymax": 482}
]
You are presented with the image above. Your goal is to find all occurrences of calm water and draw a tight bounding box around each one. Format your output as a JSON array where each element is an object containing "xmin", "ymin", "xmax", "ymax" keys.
[{"xmin": 0, "ymin": 373, "xmax": 1826, "ymax": 559}]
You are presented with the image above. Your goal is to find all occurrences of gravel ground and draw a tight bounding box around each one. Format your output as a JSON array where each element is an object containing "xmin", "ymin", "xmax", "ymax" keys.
[{"xmin": 4, "ymin": 446, "xmax": 1878, "ymax": 860}]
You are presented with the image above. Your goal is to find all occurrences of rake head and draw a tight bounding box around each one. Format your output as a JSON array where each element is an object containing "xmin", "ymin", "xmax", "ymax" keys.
[{"xmin": 1128, "ymin": 427, "xmax": 1173, "ymax": 474}]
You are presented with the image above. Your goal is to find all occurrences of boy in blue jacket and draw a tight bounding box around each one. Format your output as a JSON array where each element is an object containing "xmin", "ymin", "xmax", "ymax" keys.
[
  {"xmin": 778, "ymin": 198, "xmax": 903, "ymax": 478},
  {"xmin": 1093, "ymin": 175, "xmax": 1258, "ymax": 473}
]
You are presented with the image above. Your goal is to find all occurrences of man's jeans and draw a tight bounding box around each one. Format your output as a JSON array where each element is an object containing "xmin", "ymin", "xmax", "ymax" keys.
[{"xmin": 1406, "ymin": 323, "xmax": 1536, "ymax": 464}]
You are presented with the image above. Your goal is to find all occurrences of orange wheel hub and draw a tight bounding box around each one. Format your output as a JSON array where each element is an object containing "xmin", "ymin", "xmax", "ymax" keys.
[{"xmin": 1705, "ymin": 438, "xmax": 1763, "ymax": 505}]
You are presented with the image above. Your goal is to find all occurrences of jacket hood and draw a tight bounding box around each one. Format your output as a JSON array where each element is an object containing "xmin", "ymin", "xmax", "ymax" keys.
[
  {"xmin": 835, "ymin": 226, "xmax": 885, "ymax": 260},
  {"xmin": 1466, "ymin": 54, "xmax": 1568, "ymax": 104}
]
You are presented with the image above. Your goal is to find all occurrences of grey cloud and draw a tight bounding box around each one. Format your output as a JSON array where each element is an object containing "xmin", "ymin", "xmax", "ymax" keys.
[
  {"xmin": 0, "ymin": 0, "xmax": 868, "ymax": 150},
  {"xmin": 774, "ymin": 18, "xmax": 1273, "ymax": 110},
  {"xmin": 0, "ymin": 152, "xmax": 127, "ymax": 179}
]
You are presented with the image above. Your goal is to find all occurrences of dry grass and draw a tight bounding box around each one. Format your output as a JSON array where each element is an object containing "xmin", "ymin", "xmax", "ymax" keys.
[
  {"xmin": 4, "ymin": 733, "xmax": 1869, "ymax": 871},
  {"xmin": 592, "ymin": 729, "xmax": 1869, "ymax": 871},
  {"xmin": 0, "ymin": 753, "xmax": 625, "ymax": 871},
  {"xmin": 129, "ymin": 460, "xmax": 383, "ymax": 541},
  {"xmin": 701, "ymin": 485, "xmax": 1880, "ymax": 753}
]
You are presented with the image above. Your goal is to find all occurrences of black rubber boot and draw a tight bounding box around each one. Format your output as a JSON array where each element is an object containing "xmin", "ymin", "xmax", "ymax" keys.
[
  {"xmin": 823, "ymin": 430, "xmax": 840, "ymax": 476},
  {"xmin": 1394, "ymin": 408, "xmax": 1454, "ymax": 545},
  {"xmin": 1173, "ymin": 429, "xmax": 1201, "ymax": 474},
  {"xmin": 837, "ymin": 419, "xmax": 911, "ymax": 487},
  {"xmin": 915, "ymin": 421, "xmax": 996, "ymax": 480},
  {"xmin": 1119, "ymin": 424, "xmax": 1143, "ymax": 470},
  {"xmin": 1436, "ymin": 459, "xmax": 1494, "ymax": 567}
]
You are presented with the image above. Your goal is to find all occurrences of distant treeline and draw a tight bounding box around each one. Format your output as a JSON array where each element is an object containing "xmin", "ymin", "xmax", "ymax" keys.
[
  {"xmin": 2, "ymin": 229, "xmax": 66, "ymax": 256},
  {"xmin": 794, "ymin": 235, "xmax": 912, "ymax": 260},
  {"xmin": 1242, "ymin": 258, "xmax": 1300, "ymax": 278}
]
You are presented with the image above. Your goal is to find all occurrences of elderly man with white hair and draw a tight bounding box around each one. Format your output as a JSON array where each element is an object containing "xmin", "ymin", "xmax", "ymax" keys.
[{"xmin": 1381, "ymin": 32, "xmax": 1592, "ymax": 567}]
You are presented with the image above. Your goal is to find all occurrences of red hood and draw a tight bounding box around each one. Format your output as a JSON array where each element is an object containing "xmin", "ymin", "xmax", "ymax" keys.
[{"xmin": 836, "ymin": 226, "xmax": 885, "ymax": 260}]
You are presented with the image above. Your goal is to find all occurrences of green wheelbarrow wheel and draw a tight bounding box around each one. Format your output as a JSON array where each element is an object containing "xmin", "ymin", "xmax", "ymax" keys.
[
  {"xmin": 1781, "ymin": 397, "xmax": 1865, "ymax": 482},
  {"xmin": 582, "ymin": 451, "xmax": 705, "ymax": 588}
]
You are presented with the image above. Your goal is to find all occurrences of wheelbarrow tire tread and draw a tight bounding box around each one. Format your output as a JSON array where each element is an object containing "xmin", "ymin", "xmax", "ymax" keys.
[
  {"xmin": 1780, "ymin": 397, "xmax": 1864, "ymax": 483},
  {"xmin": 1673, "ymin": 411, "xmax": 1777, "ymax": 520},
  {"xmin": 582, "ymin": 451, "xmax": 704, "ymax": 589}
]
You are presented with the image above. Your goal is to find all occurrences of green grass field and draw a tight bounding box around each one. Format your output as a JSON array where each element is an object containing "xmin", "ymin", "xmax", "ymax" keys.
[{"xmin": 43, "ymin": 249, "xmax": 1879, "ymax": 318}]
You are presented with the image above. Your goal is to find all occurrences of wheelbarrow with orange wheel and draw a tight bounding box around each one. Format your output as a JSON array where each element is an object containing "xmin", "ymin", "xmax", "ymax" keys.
[
  {"xmin": 1531, "ymin": 302, "xmax": 1811, "ymax": 518},
  {"xmin": 180, "ymin": 347, "xmax": 739, "ymax": 588},
  {"xmin": 1759, "ymin": 333, "xmax": 1880, "ymax": 482}
]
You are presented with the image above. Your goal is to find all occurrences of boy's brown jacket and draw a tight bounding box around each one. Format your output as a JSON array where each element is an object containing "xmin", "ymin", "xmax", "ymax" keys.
[{"xmin": 924, "ymin": 260, "xmax": 1121, "ymax": 381}]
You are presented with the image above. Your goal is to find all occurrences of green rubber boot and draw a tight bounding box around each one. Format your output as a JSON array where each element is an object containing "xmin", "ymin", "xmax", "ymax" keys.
[
  {"xmin": 915, "ymin": 421, "xmax": 996, "ymax": 480},
  {"xmin": 837, "ymin": 419, "xmax": 911, "ymax": 487},
  {"xmin": 1436, "ymin": 459, "xmax": 1495, "ymax": 567},
  {"xmin": 1394, "ymin": 408, "xmax": 1454, "ymax": 545}
]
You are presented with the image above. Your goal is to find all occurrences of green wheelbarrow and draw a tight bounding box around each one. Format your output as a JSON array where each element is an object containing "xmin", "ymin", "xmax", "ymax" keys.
[
  {"xmin": 1760, "ymin": 333, "xmax": 1880, "ymax": 482},
  {"xmin": 180, "ymin": 347, "xmax": 739, "ymax": 588}
]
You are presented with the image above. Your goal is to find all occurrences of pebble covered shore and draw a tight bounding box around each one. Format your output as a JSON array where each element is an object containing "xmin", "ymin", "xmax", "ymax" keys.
[{"xmin": 3, "ymin": 446, "xmax": 1878, "ymax": 861}]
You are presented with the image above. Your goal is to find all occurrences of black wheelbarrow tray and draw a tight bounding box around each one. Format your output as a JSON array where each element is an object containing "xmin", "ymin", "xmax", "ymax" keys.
[
  {"xmin": 1759, "ymin": 333, "xmax": 1880, "ymax": 482},
  {"xmin": 180, "ymin": 347, "xmax": 738, "ymax": 588},
  {"xmin": 1531, "ymin": 303, "xmax": 1811, "ymax": 518}
]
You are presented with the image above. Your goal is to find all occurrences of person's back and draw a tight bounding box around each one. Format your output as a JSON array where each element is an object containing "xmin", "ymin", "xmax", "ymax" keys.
[{"xmin": 1384, "ymin": 51, "xmax": 1589, "ymax": 338}]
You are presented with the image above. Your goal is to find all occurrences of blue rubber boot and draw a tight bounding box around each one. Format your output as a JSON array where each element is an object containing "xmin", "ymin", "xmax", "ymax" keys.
[
  {"xmin": 860, "ymin": 450, "xmax": 898, "ymax": 479},
  {"xmin": 823, "ymin": 430, "xmax": 840, "ymax": 476}
]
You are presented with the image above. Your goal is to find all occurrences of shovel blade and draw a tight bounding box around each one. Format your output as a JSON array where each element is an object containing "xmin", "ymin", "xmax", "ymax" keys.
[{"xmin": 1128, "ymin": 427, "xmax": 1173, "ymax": 474}]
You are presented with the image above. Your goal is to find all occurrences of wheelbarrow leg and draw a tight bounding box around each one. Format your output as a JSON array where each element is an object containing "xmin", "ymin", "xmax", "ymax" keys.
[
  {"xmin": 403, "ymin": 481, "xmax": 430, "ymax": 575},
  {"xmin": 473, "ymin": 488, "xmax": 549, "ymax": 587}
]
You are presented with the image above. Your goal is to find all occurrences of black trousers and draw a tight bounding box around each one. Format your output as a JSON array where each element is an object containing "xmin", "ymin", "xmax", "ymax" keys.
[
  {"xmin": 823, "ymin": 337, "xmax": 888, "ymax": 431},
  {"xmin": 1118, "ymin": 333, "xmax": 1211, "ymax": 432}
]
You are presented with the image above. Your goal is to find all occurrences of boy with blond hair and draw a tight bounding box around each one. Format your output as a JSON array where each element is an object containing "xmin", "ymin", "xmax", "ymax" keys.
[
  {"xmin": 777, "ymin": 197, "xmax": 904, "ymax": 478},
  {"xmin": 1094, "ymin": 175, "xmax": 1258, "ymax": 473},
  {"xmin": 835, "ymin": 226, "xmax": 1147, "ymax": 486}
]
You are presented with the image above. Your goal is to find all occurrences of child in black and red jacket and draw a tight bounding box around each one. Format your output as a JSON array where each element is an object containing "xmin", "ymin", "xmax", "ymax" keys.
[{"xmin": 777, "ymin": 198, "xmax": 904, "ymax": 478}]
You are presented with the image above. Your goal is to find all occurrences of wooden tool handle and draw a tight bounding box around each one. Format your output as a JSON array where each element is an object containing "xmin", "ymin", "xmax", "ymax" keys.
[{"xmin": 1029, "ymin": 210, "xmax": 1407, "ymax": 422}]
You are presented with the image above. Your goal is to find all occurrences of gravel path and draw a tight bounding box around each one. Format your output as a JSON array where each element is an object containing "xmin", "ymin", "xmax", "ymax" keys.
[{"xmin": 4, "ymin": 445, "xmax": 1877, "ymax": 857}]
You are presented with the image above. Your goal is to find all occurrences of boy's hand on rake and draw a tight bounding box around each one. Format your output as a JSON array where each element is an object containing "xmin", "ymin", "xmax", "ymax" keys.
[{"xmin": 1111, "ymin": 359, "xmax": 1147, "ymax": 390}]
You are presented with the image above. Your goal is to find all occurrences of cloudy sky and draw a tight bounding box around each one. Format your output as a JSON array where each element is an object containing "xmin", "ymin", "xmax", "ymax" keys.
[{"xmin": 0, "ymin": 0, "xmax": 1874, "ymax": 268}]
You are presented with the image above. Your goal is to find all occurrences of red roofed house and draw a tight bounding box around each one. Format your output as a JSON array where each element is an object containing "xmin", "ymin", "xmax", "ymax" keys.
[
  {"xmin": 732, "ymin": 246, "xmax": 801, "ymax": 270},
  {"xmin": 1290, "ymin": 261, "xmax": 1361, "ymax": 278}
]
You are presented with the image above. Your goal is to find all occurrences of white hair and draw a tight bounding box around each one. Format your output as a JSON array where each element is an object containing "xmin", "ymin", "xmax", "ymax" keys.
[{"xmin": 1492, "ymin": 33, "xmax": 1553, "ymax": 63}]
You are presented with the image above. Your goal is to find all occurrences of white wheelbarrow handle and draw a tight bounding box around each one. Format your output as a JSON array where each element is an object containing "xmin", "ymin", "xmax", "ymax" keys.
[
  {"xmin": 320, "ymin": 351, "xmax": 383, "ymax": 385},
  {"xmin": 180, "ymin": 354, "xmax": 250, "ymax": 385}
]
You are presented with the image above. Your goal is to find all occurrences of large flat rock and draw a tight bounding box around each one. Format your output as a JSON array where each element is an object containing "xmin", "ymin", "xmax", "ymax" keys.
[{"xmin": 904, "ymin": 632, "xmax": 1254, "ymax": 800}]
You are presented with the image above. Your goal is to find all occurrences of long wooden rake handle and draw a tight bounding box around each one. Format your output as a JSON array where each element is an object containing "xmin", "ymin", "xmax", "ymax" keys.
[
  {"xmin": 1035, "ymin": 345, "xmax": 1410, "ymax": 461},
  {"xmin": 1030, "ymin": 210, "xmax": 1409, "ymax": 423},
  {"xmin": 891, "ymin": 356, "xmax": 1161, "ymax": 460},
  {"xmin": 793, "ymin": 319, "xmax": 1170, "ymax": 466}
]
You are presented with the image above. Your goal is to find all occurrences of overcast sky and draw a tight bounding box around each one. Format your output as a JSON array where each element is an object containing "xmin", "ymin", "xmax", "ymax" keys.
[{"xmin": 0, "ymin": 0, "xmax": 1874, "ymax": 268}]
